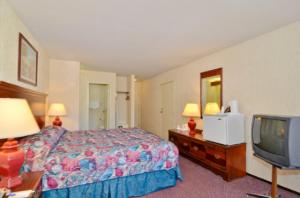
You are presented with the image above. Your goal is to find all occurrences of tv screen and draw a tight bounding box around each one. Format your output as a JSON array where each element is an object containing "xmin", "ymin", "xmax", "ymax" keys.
[
  {"xmin": 256, "ymin": 118, "xmax": 287, "ymax": 156},
  {"xmin": 252, "ymin": 115, "xmax": 300, "ymax": 168}
]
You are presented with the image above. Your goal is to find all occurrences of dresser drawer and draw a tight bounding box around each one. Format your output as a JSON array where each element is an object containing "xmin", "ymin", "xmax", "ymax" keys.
[
  {"xmin": 206, "ymin": 145, "xmax": 226, "ymax": 167},
  {"xmin": 178, "ymin": 138, "xmax": 190, "ymax": 153},
  {"xmin": 206, "ymin": 145, "xmax": 225, "ymax": 157},
  {"xmin": 168, "ymin": 129, "xmax": 246, "ymax": 181},
  {"xmin": 169, "ymin": 133, "xmax": 178, "ymax": 145},
  {"xmin": 190, "ymin": 141, "xmax": 205, "ymax": 159}
]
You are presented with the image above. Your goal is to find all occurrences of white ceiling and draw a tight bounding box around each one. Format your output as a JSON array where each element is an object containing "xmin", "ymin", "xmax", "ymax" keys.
[{"xmin": 8, "ymin": 0, "xmax": 300, "ymax": 78}]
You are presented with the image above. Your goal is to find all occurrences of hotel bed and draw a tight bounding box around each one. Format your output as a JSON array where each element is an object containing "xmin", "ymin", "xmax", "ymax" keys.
[
  {"xmin": 0, "ymin": 81, "xmax": 181, "ymax": 198},
  {"xmin": 20, "ymin": 127, "xmax": 181, "ymax": 198}
]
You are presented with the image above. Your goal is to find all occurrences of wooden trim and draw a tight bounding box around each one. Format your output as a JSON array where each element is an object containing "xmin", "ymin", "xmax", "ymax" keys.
[
  {"xmin": 0, "ymin": 81, "xmax": 47, "ymax": 97},
  {"xmin": 200, "ymin": 68, "xmax": 223, "ymax": 78},
  {"xmin": 18, "ymin": 33, "xmax": 39, "ymax": 86},
  {"xmin": 210, "ymin": 81, "xmax": 221, "ymax": 86},
  {"xmin": 200, "ymin": 68, "xmax": 223, "ymax": 117}
]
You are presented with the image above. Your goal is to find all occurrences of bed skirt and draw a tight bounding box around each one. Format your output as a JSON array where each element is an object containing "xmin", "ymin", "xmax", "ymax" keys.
[{"xmin": 43, "ymin": 166, "xmax": 182, "ymax": 198}]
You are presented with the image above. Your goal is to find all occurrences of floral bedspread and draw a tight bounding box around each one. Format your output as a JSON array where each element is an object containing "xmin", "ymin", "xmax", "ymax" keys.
[{"xmin": 43, "ymin": 128, "xmax": 179, "ymax": 191}]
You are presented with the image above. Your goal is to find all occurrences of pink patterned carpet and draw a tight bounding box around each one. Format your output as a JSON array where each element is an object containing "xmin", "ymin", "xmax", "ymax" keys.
[{"xmin": 142, "ymin": 156, "xmax": 300, "ymax": 198}]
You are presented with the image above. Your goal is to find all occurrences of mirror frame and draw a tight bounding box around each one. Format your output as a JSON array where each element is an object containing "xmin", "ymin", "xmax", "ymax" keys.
[{"xmin": 200, "ymin": 68, "xmax": 223, "ymax": 118}]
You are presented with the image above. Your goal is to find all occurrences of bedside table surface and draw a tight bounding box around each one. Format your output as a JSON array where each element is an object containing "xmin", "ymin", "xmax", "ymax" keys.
[{"xmin": 10, "ymin": 171, "xmax": 43, "ymax": 192}]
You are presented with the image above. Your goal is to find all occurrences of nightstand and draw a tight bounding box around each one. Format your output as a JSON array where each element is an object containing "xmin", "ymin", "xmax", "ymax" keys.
[{"xmin": 4, "ymin": 171, "xmax": 43, "ymax": 198}]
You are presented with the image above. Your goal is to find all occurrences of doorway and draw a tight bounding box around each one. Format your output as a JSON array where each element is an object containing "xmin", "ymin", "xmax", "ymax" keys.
[
  {"xmin": 160, "ymin": 81, "xmax": 174, "ymax": 140},
  {"xmin": 116, "ymin": 91, "xmax": 130, "ymax": 128},
  {"xmin": 89, "ymin": 83, "xmax": 109, "ymax": 129}
]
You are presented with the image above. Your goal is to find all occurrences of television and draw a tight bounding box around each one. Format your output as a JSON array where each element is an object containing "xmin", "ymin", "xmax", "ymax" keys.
[{"xmin": 252, "ymin": 115, "xmax": 300, "ymax": 168}]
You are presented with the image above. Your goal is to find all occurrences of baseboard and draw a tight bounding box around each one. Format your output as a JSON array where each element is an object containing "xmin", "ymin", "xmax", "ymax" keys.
[{"xmin": 246, "ymin": 173, "xmax": 300, "ymax": 196}]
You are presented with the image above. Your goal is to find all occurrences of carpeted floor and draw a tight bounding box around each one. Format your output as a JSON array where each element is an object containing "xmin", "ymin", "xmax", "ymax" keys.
[{"xmin": 142, "ymin": 156, "xmax": 300, "ymax": 198}]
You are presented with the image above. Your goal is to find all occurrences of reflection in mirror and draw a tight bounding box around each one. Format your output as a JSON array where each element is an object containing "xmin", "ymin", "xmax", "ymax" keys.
[{"xmin": 200, "ymin": 68, "xmax": 222, "ymax": 117}]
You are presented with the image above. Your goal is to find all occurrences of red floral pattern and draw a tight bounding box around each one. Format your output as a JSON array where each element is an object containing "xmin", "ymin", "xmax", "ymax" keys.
[{"xmin": 41, "ymin": 128, "xmax": 179, "ymax": 191}]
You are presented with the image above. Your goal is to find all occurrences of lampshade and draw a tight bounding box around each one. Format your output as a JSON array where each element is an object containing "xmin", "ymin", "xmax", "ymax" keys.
[
  {"xmin": 0, "ymin": 98, "xmax": 39, "ymax": 139},
  {"xmin": 182, "ymin": 103, "xmax": 200, "ymax": 117},
  {"xmin": 48, "ymin": 103, "xmax": 67, "ymax": 116},
  {"xmin": 204, "ymin": 102, "xmax": 220, "ymax": 115}
]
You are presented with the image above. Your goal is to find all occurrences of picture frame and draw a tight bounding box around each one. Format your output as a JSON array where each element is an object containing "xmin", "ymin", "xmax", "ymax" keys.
[{"xmin": 18, "ymin": 33, "xmax": 38, "ymax": 86}]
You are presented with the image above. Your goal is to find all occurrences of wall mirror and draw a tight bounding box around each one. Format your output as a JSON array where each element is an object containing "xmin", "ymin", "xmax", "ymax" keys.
[{"xmin": 200, "ymin": 68, "xmax": 223, "ymax": 117}]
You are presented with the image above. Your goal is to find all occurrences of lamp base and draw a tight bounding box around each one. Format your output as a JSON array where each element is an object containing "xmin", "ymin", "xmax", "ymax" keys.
[
  {"xmin": 188, "ymin": 118, "xmax": 197, "ymax": 136},
  {"xmin": 52, "ymin": 116, "xmax": 62, "ymax": 127},
  {"xmin": 0, "ymin": 139, "xmax": 24, "ymax": 188}
]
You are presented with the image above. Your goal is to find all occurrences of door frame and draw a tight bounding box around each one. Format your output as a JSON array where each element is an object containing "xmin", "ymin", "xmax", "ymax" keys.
[
  {"xmin": 88, "ymin": 83, "xmax": 110, "ymax": 129},
  {"xmin": 160, "ymin": 81, "xmax": 175, "ymax": 139}
]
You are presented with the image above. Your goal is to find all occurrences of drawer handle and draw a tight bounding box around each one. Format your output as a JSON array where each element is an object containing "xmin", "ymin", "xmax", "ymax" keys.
[
  {"xmin": 170, "ymin": 138, "xmax": 174, "ymax": 141},
  {"xmin": 193, "ymin": 146, "xmax": 199, "ymax": 151},
  {"xmin": 183, "ymin": 142, "xmax": 189, "ymax": 147},
  {"xmin": 214, "ymin": 154, "xmax": 221, "ymax": 159}
]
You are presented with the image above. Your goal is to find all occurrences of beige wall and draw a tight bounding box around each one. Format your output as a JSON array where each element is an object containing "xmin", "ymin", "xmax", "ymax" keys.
[
  {"xmin": 80, "ymin": 70, "xmax": 116, "ymax": 130},
  {"xmin": 48, "ymin": 59, "xmax": 80, "ymax": 130},
  {"xmin": 128, "ymin": 75, "xmax": 135, "ymax": 127},
  {"xmin": 116, "ymin": 75, "xmax": 138, "ymax": 128},
  {"xmin": 116, "ymin": 76, "xmax": 129, "ymax": 92},
  {"xmin": 0, "ymin": 0, "xmax": 49, "ymax": 93},
  {"xmin": 135, "ymin": 81, "xmax": 142, "ymax": 128},
  {"xmin": 141, "ymin": 22, "xmax": 300, "ymax": 192},
  {"xmin": 116, "ymin": 76, "xmax": 129, "ymax": 127}
]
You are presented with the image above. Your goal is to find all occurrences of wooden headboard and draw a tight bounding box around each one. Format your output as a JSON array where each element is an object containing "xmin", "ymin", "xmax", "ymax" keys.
[{"xmin": 0, "ymin": 81, "xmax": 47, "ymax": 129}]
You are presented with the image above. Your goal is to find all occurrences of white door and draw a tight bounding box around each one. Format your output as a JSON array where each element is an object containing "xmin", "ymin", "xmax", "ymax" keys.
[
  {"xmin": 160, "ymin": 81, "xmax": 174, "ymax": 140},
  {"xmin": 89, "ymin": 84, "xmax": 109, "ymax": 129}
]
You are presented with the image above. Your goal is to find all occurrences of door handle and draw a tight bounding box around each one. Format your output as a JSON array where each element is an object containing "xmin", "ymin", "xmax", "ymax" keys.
[{"xmin": 160, "ymin": 108, "xmax": 164, "ymax": 114}]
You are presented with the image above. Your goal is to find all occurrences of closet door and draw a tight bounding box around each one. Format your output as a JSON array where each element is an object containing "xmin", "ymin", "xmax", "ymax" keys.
[
  {"xmin": 89, "ymin": 84, "xmax": 108, "ymax": 130},
  {"xmin": 160, "ymin": 81, "xmax": 174, "ymax": 140}
]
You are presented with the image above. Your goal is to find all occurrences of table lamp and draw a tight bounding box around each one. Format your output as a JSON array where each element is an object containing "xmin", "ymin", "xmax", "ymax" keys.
[
  {"xmin": 48, "ymin": 103, "xmax": 67, "ymax": 127},
  {"xmin": 204, "ymin": 102, "xmax": 220, "ymax": 115},
  {"xmin": 0, "ymin": 98, "xmax": 39, "ymax": 188},
  {"xmin": 182, "ymin": 103, "xmax": 200, "ymax": 136}
]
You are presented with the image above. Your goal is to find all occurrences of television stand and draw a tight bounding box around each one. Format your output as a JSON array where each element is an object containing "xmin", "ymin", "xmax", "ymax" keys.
[
  {"xmin": 247, "ymin": 165, "xmax": 280, "ymax": 198},
  {"xmin": 246, "ymin": 194, "xmax": 275, "ymax": 198}
]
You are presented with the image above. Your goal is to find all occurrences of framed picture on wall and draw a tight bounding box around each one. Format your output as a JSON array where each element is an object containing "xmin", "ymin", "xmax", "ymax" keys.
[{"xmin": 18, "ymin": 33, "xmax": 38, "ymax": 86}]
